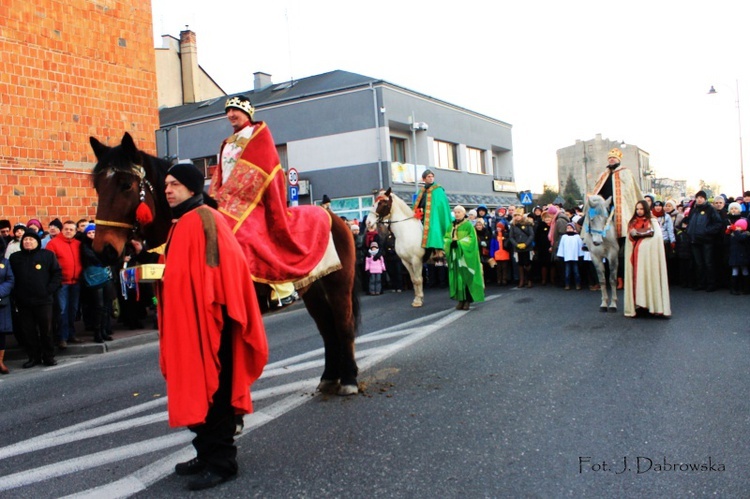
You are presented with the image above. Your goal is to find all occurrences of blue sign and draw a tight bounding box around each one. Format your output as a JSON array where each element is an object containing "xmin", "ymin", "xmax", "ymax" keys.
[
  {"xmin": 520, "ymin": 191, "xmax": 533, "ymax": 205},
  {"xmin": 289, "ymin": 185, "xmax": 299, "ymax": 206}
]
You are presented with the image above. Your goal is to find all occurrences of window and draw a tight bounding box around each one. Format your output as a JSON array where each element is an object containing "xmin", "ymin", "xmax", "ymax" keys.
[
  {"xmin": 191, "ymin": 155, "xmax": 218, "ymax": 179},
  {"xmin": 467, "ymin": 147, "xmax": 486, "ymax": 174},
  {"xmin": 276, "ymin": 144, "xmax": 288, "ymax": 170},
  {"xmin": 324, "ymin": 195, "xmax": 375, "ymax": 223},
  {"xmin": 390, "ymin": 137, "xmax": 406, "ymax": 163},
  {"xmin": 433, "ymin": 140, "xmax": 457, "ymax": 170}
]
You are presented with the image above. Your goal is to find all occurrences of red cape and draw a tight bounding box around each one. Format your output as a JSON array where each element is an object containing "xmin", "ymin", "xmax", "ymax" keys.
[
  {"xmin": 156, "ymin": 206, "xmax": 268, "ymax": 428},
  {"xmin": 210, "ymin": 122, "xmax": 330, "ymax": 283}
]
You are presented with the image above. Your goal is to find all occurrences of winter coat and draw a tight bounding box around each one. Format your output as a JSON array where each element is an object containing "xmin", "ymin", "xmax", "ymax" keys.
[
  {"xmin": 0, "ymin": 258, "xmax": 14, "ymax": 333},
  {"xmin": 46, "ymin": 234, "xmax": 83, "ymax": 285},
  {"xmin": 365, "ymin": 254, "xmax": 386, "ymax": 274},
  {"xmin": 685, "ymin": 202, "xmax": 723, "ymax": 244},
  {"xmin": 728, "ymin": 230, "xmax": 750, "ymax": 267},
  {"xmin": 509, "ymin": 219, "xmax": 534, "ymax": 253},
  {"xmin": 9, "ymin": 235, "xmax": 62, "ymax": 307}
]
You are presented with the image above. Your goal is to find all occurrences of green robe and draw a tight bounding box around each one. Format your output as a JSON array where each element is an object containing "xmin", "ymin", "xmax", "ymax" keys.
[
  {"xmin": 444, "ymin": 219, "xmax": 485, "ymax": 303},
  {"xmin": 414, "ymin": 184, "xmax": 452, "ymax": 250}
]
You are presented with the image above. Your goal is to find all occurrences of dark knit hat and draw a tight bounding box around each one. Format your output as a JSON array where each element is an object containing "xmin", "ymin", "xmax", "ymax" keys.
[
  {"xmin": 49, "ymin": 218, "xmax": 63, "ymax": 230},
  {"xmin": 13, "ymin": 222, "xmax": 26, "ymax": 233},
  {"xmin": 167, "ymin": 161, "xmax": 205, "ymax": 195},
  {"xmin": 0, "ymin": 219, "xmax": 10, "ymax": 230},
  {"xmin": 21, "ymin": 228, "xmax": 41, "ymax": 245},
  {"xmin": 322, "ymin": 194, "xmax": 331, "ymax": 204},
  {"xmin": 695, "ymin": 190, "xmax": 708, "ymax": 199}
]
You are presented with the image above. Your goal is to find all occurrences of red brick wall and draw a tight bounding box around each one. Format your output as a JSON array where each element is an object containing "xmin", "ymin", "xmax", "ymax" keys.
[{"xmin": 0, "ymin": 0, "xmax": 159, "ymax": 225}]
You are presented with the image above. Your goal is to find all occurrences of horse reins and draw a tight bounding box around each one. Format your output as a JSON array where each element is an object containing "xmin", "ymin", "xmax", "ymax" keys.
[{"xmin": 584, "ymin": 205, "xmax": 616, "ymax": 237}]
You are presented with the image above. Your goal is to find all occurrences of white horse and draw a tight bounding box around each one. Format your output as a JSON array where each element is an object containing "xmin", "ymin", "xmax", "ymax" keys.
[
  {"xmin": 581, "ymin": 194, "xmax": 619, "ymax": 312},
  {"xmin": 366, "ymin": 188, "xmax": 426, "ymax": 307}
]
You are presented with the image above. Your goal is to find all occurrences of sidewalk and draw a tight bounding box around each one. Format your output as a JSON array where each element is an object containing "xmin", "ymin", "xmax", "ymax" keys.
[{"xmin": 3, "ymin": 314, "xmax": 159, "ymax": 362}]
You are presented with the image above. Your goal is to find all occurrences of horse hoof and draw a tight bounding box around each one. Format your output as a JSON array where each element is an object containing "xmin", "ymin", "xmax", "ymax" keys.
[
  {"xmin": 411, "ymin": 300, "xmax": 423, "ymax": 308},
  {"xmin": 337, "ymin": 384, "xmax": 359, "ymax": 396},
  {"xmin": 608, "ymin": 307, "xmax": 617, "ymax": 312},
  {"xmin": 317, "ymin": 379, "xmax": 340, "ymax": 394},
  {"xmin": 600, "ymin": 307, "xmax": 608, "ymax": 312}
]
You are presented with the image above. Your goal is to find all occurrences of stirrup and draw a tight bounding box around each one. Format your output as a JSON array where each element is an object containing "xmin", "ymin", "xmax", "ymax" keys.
[{"xmin": 269, "ymin": 290, "xmax": 299, "ymax": 311}]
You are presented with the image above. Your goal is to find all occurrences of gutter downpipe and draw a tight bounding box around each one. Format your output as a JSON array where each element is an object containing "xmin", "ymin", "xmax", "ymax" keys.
[{"xmin": 370, "ymin": 83, "xmax": 384, "ymax": 190}]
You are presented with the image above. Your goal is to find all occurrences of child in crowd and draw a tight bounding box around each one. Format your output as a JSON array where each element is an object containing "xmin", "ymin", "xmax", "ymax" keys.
[
  {"xmin": 365, "ymin": 241, "xmax": 386, "ymax": 295},
  {"xmin": 556, "ymin": 223, "xmax": 583, "ymax": 290},
  {"xmin": 727, "ymin": 218, "xmax": 750, "ymax": 295}
]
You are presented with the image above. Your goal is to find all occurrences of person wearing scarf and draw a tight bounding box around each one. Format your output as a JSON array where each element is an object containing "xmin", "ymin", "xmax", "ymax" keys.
[
  {"xmin": 624, "ymin": 200, "xmax": 671, "ymax": 318},
  {"xmin": 157, "ymin": 161, "xmax": 268, "ymax": 491}
]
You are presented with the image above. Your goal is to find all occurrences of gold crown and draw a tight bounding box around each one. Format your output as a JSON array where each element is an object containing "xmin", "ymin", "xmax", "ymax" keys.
[
  {"xmin": 225, "ymin": 96, "xmax": 255, "ymax": 119},
  {"xmin": 608, "ymin": 147, "xmax": 623, "ymax": 160}
]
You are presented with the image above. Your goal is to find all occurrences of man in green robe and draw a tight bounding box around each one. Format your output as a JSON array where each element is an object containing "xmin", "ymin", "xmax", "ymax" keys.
[
  {"xmin": 444, "ymin": 205, "xmax": 485, "ymax": 310},
  {"xmin": 413, "ymin": 169, "xmax": 452, "ymax": 260}
]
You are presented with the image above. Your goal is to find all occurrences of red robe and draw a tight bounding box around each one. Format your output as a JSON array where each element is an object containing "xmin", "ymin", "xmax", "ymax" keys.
[
  {"xmin": 156, "ymin": 205, "xmax": 268, "ymax": 428},
  {"xmin": 209, "ymin": 121, "xmax": 330, "ymax": 284}
]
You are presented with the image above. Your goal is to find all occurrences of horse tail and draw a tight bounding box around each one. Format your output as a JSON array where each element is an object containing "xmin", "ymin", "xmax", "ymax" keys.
[{"xmin": 351, "ymin": 272, "xmax": 361, "ymax": 332}]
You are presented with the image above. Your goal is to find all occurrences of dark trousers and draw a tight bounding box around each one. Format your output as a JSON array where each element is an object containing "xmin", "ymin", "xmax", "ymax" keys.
[
  {"xmin": 190, "ymin": 318, "xmax": 237, "ymax": 478},
  {"xmin": 385, "ymin": 257, "xmax": 404, "ymax": 290},
  {"xmin": 691, "ymin": 242, "xmax": 715, "ymax": 289},
  {"xmin": 19, "ymin": 303, "xmax": 55, "ymax": 362}
]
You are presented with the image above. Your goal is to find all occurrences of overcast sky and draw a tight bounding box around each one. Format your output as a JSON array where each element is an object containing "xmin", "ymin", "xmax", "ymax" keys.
[{"xmin": 152, "ymin": 0, "xmax": 750, "ymax": 197}]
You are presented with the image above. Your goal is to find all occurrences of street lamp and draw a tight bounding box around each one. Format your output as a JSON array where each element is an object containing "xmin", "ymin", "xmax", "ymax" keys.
[
  {"xmin": 409, "ymin": 113, "xmax": 429, "ymax": 193},
  {"xmin": 708, "ymin": 80, "xmax": 745, "ymax": 193}
]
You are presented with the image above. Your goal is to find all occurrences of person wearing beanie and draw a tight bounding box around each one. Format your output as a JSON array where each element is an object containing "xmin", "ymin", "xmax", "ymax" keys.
[
  {"xmin": 364, "ymin": 240, "xmax": 386, "ymax": 295},
  {"xmin": 46, "ymin": 218, "xmax": 63, "ymax": 244},
  {"xmin": 4, "ymin": 223, "xmax": 26, "ymax": 259},
  {"xmin": 0, "ymin": 219, "xmax": 11, "ymax": 241},
  {"xmin": 445, "ymin": 205, "xmax": 485, "ymax": 310},
  {"xmin": 413, "ymin": 169, "xmax": 452, "ymax": 262},
  {"xmin": 8, "ymin": 229, "xmax": 62, "ymax": 367},
  {"xmin": 210, "ymin": 94, "xmax": 333, "ymax": 310},
  {"xmin": 159, "ymin": 160, "xmax": 268, "ymax": 491},
  {"xmin": 591, "ymin": 147, "xmax": 643, "ymax": 289},
  {"xmin": 321, "ymin": 194, "xmax": 332, "ymax": 209},
  {"xmin": 26, "ymin": 219, "xmax": 43, "ymax": 233},
  {"xmin": 509, "ymin": 210, "xmax": 535, "ymax": 288},
  {"xmin": 685, "ymin": 190, "xmax": 723, "ymax": 291},
  {"xmin": 727, "ymin": 217, "xmax": 750, "ymax": 294}
]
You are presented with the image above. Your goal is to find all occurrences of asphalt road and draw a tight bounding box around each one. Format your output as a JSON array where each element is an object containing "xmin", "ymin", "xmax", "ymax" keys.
[{"xmin": 0, "ymin": 284, "xmax": 748, "ymax": 498}]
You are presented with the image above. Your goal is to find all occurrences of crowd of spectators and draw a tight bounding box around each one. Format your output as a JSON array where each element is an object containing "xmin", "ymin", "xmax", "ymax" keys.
[
  {"xmin": 0, "ymin": 217, "xmax": 153, "ymax": 373},
  {"xmin": 346, "ymin": 190, "xmax": 750, "ymax": 298}
]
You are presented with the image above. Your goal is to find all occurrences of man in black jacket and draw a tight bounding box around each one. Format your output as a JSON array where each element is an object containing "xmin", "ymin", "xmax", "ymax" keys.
[
  {"xmin": 9, "ymin": 229, "xmax": 62, "ymax": 367},
  {"xmin": 685, "ymin": 190, "xmax": 724, "ymax": 292}
]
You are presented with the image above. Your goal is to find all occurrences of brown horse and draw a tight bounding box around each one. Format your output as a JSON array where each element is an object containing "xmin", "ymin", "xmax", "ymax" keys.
[{"xmin": 89, "ymin": 132, "xmax": 360, "ymax": 395}]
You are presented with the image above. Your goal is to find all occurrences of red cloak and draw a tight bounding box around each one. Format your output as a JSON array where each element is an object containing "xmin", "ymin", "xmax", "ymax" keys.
[
  {"xmin": 209, "ymin": 122, "xmax": 330, "ymax": 284},
  {"xmin": 156, "ymin": 206, "xmax": 268, "ymax": 428}
]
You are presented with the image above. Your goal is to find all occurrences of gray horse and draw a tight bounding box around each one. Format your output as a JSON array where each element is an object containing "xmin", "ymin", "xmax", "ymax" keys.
[{"xmin": 581, "ymin": 195, "xmax": 619, "ymax": 311}]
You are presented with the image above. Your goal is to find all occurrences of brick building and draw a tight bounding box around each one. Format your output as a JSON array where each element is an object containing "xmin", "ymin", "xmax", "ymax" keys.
[{"xmin": 0, "ymin": 0, "xmax": 159, "ymax": 224}]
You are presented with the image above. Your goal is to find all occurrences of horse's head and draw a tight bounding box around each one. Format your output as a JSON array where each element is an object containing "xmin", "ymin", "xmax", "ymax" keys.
[
  {"xmin": 89, "ymin": 132, "xmax": 168, "ymax": 262},
  {"xmin": 583, "ymin": 195, "xmax": 613, "ymax": 246},
  {"xmin": 366, "ymin": 187, "xmax": 394, "ymax": 229}
]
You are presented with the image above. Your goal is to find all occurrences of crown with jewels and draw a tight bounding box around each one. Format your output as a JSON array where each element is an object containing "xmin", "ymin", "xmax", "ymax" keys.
[
  {"xmin": 607, "ymin": 148, "xmax": 622, "ymax": 160},
  {"xmin": 225, "ymin": 96, "xmax": 255, "ymax": 119}
]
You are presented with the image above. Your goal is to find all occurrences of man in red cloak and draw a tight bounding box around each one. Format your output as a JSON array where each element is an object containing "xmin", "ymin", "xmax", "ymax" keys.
[
  {"xmin": 209, "ymin": 95, "xmax": 333, "ymax": 308},
  {"xmin": 156, "ymin": 161, "xmax": 268, "ymax": 491}
]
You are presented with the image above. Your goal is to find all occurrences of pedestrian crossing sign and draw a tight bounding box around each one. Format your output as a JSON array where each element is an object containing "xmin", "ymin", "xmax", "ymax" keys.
[{"xmin": 520, "ymin": 191, "xmax": 533, "ymax": 205}]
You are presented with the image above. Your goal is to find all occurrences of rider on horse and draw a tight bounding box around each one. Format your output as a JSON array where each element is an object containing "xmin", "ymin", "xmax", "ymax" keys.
[
  {"xmin": 209, "ymin": 96, "xmax": 338, "ymax": 308},
  {"xmin": 413, "ymin": 169, "xmax": 452, "ymax": 262}
]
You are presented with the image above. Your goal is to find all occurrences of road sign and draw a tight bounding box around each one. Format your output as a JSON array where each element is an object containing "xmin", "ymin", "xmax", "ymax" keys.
[
  {"xmin": 288, "ymin": 167, "xmax": 299, "ymax": 186},
  {"xmin": 289, "ymin": 185, "xmax": 299, "ymax": 206},
  {"xmin": 520, "ymin": 191, "xmax": 533, "ymax": 205}
]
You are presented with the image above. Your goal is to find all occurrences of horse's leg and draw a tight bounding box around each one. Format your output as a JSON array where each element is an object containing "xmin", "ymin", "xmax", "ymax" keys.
[
  {"xmin": 405, "ymin": 256, "xmax": 424, "ymax": 307},
  {"xmin": 608, "ymin": 253, "xmax": 619, "ymax": 312},
  {"xmin": 592, "ymin": 258, "xmax": 609, "ymax": 312}
]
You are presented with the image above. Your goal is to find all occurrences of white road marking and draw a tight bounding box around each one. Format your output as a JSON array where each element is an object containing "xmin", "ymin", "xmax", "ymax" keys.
[{"xmin": 1, "ymin": 307, "xmax": 470, "ymax": 496}]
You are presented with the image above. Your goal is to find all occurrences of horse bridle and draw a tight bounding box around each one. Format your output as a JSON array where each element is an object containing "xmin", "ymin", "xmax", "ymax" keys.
[
  {"xmin": 373, "ymin": 195, "xmax": 416, "ymax": 227},
  {"xmin": 584, "ymin": 206, "xmax": 616, "ymax": 237},
  {"xmin": 94, "ymin": 164, "xmax": 155, "ymax": 233}
]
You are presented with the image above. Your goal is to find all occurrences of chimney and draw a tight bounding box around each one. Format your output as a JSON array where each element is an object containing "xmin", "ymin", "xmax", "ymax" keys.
[
  {"xmin": 180, "ymin": 29, "xmax": 199, "ymax": 104},
  {"xmin": 254, "ymin": 72, "xmax": 273, "ymax": 91}
]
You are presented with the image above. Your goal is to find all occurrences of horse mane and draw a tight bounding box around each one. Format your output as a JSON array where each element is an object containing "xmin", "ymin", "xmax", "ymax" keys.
[{"xmin": 386, "ymin": 191, "xmax": 415, "ymax": 219}]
